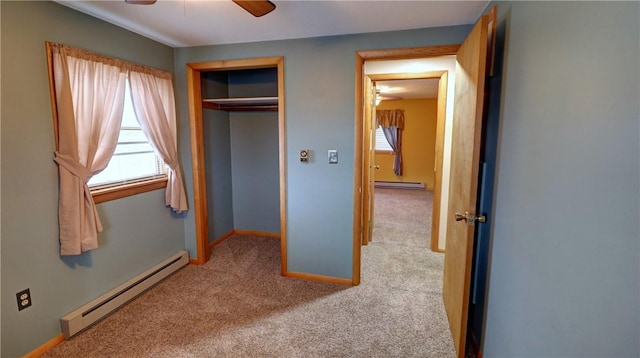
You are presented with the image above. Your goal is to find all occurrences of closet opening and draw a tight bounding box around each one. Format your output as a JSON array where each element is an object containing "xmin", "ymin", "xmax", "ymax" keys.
[{"xmin": 186, "ymin": 57, "xmax": 286, "ymax": 273}]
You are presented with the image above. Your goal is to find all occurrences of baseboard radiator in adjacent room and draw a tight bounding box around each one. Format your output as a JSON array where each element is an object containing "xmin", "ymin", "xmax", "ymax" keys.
[
  {"xmin": 374, "ymin": 181, "xmax": 425, "ymax": 190},
  {"xmin": 60, "ymin": 250, "xmax": 189, "ymax": 338}
]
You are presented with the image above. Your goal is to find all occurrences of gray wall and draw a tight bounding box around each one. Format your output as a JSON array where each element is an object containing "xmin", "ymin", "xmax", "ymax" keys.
[
  {"xmin": 202, "ymin": 110, "xmax": 280, "ymax": 239},
  {"xmin": 203, "ymin": 109, "xmax": 234, "ymax": 241},
  {"xmin": 200, "ymin": 70, "xmax": 280, "ymax": 239},
  {"xmin": 5, "ymin": 1, "xmax": 634, "ymax": 356},
  {"xmin": 483, "ymin": 2, "xmax": 639, "ymax": 356},
  {"xmin": 175, "ymin": 26, "xmax": 472, "ymax": 279},
  {"xmin": 230, "ymin": 112, "xmax": 280, "ymax": 233},
  {"xmin": 0, "ymin": 2, "xmax": 185, "ymax": 356}
]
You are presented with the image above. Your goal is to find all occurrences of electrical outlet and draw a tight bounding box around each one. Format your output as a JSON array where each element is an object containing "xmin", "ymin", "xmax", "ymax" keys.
[{"xmin": 16, "ymin": 289, "xmax": 32, "ymax": 311}]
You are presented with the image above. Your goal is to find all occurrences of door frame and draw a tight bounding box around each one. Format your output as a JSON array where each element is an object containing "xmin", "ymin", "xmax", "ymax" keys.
[
  {"xmin": 186, "ymin": 57, "xmax": 287, "ymax": 271},
  {"xmin": 361, "ymin": 76, "xmax": 375, "ymax": 246},
  {"xmin": 353, "ymin": 45, "xmax": 459, "ymax": 283}
]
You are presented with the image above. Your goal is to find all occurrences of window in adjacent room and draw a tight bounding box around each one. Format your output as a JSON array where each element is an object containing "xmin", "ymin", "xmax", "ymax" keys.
[{"xmin": 375, "ymin": 126, "xmax": 394, "ymax": 152}]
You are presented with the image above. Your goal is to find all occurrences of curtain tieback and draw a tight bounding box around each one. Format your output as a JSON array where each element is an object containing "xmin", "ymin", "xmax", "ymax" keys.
[
  {"xmin": 54, "ymin": 152, "xmax": 92, "ymax": 182},
  {"xmin": 167, "ymin": 159, "xmax": 179, "ymax": 171}
]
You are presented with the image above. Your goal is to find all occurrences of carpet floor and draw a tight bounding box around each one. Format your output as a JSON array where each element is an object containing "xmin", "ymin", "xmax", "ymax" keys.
[{"xmin": 43, "ymin": 188, "xmax": 455, "ymax": 357}]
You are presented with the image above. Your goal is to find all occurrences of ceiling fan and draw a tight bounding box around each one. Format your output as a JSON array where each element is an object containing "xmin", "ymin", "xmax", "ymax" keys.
[{"xmin": 124, "ymin": 0, "xmax": 276, "ymax": 17}]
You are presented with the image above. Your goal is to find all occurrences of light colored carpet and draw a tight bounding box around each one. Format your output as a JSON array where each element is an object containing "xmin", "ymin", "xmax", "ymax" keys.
[{"xmin": 43, "ymin": 188, "xmax": 454, "ymax": 357}]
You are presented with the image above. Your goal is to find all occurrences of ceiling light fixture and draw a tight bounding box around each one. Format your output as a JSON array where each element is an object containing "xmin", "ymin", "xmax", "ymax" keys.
[
  {"xmin": 124, "ymin": 0, "xmax": 157, "ymax": 4},
  {"xmin": 232, "ymin": 0, "xmax": 276, "ymax": 17},
  {"xmin": 124, "ymin": 0, "xmax": 277, "ymax": 18}
]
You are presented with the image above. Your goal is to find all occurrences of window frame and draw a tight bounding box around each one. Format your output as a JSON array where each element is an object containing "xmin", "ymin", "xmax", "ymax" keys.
[
  {"xmin": 46, "ymin": 42, "xmax": 168, "ymax": 204},
  {"xmin": 91, "ymin": 177, "xmax": 168, "ymax": 204}
]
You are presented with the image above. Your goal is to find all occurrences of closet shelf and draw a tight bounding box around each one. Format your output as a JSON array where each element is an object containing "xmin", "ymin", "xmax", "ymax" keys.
[{"xmin": 202, "ymin": 97, "xmax": 278, "ymax": 112}]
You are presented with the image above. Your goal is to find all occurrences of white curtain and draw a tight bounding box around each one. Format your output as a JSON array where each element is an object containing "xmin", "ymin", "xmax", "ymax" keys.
[
  {"xmin": 128, "ymin": 71, "xmax": 188, "ymax": 213},
  {"xmin": 51, "ymin": 44, "xmax": 126, "ymax": 255}
]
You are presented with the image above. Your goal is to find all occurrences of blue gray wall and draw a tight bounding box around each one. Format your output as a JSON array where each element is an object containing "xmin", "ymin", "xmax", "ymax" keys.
[
  {"xmin": 202, "ymin": 110, "xmax": 280, "ymax": 239},
  {"xmin": 203, "ymin": 109, "xmax": 234, "ymax": 240},
  {"xmin": 5, "ymin": 1, "xmax": 635, "ymax": 356},
  {"xmin": 200, "ymin": 69, "xmax": 280, "ymax": 239},
  {"xmin": 175, "ymin": 26, "xmax": 472, "ymax": 279},
  {"xmin": 482, "ymin": 2, "xmax": 639, "ymax": 356},
  {"xmin": 230, "ymin": 112, "xmax": 281, "ymax": 233},
  {"xmin": 0, "ymin": 2, "xmax": 185, "ymax": 356}
]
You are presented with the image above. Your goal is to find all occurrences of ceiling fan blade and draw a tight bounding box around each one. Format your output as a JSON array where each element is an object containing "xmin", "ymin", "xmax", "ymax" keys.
[
  {"xmin": 125, "ymin": 0, "xmax": 157, "ymax": 4},
  {"xmin": 232, "ymin": 0, "xmax": 276, "ymax": 17}
]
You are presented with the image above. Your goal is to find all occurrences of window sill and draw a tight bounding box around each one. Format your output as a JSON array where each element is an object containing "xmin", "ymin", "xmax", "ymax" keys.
[
  {"xmin": 375, "ymin": 150, "xmax": 395, "ymax": 154},
  {"xmin": 91, "ymin": 177, "xmax": 168, "ymax": 204}
]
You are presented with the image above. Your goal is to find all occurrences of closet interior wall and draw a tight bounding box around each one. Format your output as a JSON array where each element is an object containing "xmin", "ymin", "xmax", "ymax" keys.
[{"xmin": 201, "ymin": 68, "xmax": 281, "ymax": 244}]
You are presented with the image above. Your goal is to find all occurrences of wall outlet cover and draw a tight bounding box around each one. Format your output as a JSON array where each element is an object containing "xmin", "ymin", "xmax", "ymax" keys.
[{"xmin": 16, "ymin": 288, "xmax": 32, "ymax": 311}]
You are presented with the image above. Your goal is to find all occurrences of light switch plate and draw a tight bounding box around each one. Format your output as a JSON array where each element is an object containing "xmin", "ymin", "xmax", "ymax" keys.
[{"xmin": 328, "ymin": 150, "xmax": 338, "ymax": 164}]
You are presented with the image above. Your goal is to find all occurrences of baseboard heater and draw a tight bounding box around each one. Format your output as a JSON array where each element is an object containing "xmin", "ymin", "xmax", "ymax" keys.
[
  {"xmin": 60, "ymin": 250, "xmax": 189, "ymax": 338},
  {"xmin": 374, "ymin": 181, "xmax": 425, "ymax": 189}
]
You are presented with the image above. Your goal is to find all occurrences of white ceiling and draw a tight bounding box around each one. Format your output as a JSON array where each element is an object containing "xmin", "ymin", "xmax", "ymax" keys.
[
  {"xmin": 55, "ymin": 0, "xmax": 488, "ymax": 48},
  {"xmin": 55, "ymin": 0, "xmax": 486, "ymax": 99}
]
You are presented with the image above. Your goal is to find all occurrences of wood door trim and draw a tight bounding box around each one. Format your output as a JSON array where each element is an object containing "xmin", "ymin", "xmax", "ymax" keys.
[
  {"xmin": 186, "ymin": 65, "xmax": 209, "ymax": 265},
  {"xmin": 362, "ymin": 76, "xmax": 374, "ymax": 247},
  {"xmin": 352, "ymin": 54, "xmax": 364, "ymax": 284},
  {"xmin": 186, "ymin": 57, "xmax": 286, "ymax": 270},
  {"xmin": 358, "ymin": 45, "xmax": 460, "ymax": 60},
  {"xmin": 431, "ymin": 71, "xmax": 449, "ymax": 253},
  {"xmin": 277, "ymin": 59, "xmax": 288, "ymax": 275},
  {"xmin": 366, "ymin": 71, "xmax": 444, "ymax": 81}
]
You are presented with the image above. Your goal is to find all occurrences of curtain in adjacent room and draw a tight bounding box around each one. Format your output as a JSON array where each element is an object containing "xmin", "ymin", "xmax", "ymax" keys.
[
  {"xmin": 128, "ymin": 71, "xmax": 188, "ymax": 213},
  {"xmin": 50, "ymin": 43, "xmax": 126, "ymax": 255},
  {"xmin": 376, "ymin": 109, "xmax": 405, "ymax": 176}
]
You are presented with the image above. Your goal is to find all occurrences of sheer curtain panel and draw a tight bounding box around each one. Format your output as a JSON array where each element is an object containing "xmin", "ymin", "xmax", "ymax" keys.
[
  {"xmin": 50, "ymin": 43, "xmax": 126, "ymax": 255},
  {"xmin": 129, "ymin": 71, "xmax": 188, "ymax": 213}
]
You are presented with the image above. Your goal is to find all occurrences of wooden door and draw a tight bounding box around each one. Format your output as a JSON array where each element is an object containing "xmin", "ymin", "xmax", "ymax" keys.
[
  {"xmin": 442, "ymin": 12, "xmax": 493, "ymax": 358},
  {"xmin": 361, "ymin": 77, "xmax": 376, "ymax": 245}
]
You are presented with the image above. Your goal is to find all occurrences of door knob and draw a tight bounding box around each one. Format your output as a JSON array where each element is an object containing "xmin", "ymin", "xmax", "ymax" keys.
[
  {"xmin": 374, "ymin": 165, "xmax": 380, "ymax": 170},
  {"xmin": 454, "ymin": 211, "xmax": 486, "ymax": 226}
]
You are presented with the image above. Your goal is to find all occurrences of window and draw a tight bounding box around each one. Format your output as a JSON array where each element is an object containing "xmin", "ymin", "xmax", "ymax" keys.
[
  {"xmin": 88, "ymin": 78, "xmax": 166, "ymax": 189},
  {"xmin": 48, "ymin": 42, "xmax": 186, "ymax": 255},
  {"xmin": 375, "ymin": 126, "xmax": 394, "ymax": 151}
]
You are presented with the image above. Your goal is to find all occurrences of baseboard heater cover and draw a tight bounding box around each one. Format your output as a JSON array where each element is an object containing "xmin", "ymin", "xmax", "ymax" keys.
[
  {"xmin": 60, "ymin": 250, "xmax": 189, "ymax": 338},
  {"xmin": 374, "ymin": 181, "xmax": 425, "ymax": 189}
]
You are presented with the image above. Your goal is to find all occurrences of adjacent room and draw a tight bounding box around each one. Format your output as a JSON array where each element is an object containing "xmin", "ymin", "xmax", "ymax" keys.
[{"xmin": 2, "ymin": 1, "xmax": 638, "ymax": 358}]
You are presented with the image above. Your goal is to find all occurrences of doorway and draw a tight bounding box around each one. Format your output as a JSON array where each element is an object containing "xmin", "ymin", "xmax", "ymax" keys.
[
  {"xmin": 354, "ymin": 49, "xmax": 460, "ymax": 276},
  {"xmin": 353, "ymin": 43, "xmax": 468, "ymax": 356},
  {"xmin": 365, "ymin": 70, "xmax": 450, "ymax": 254},
  {"xmin": 186, "ymin": 57, "xmax": 287, "ymax": 271}
]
